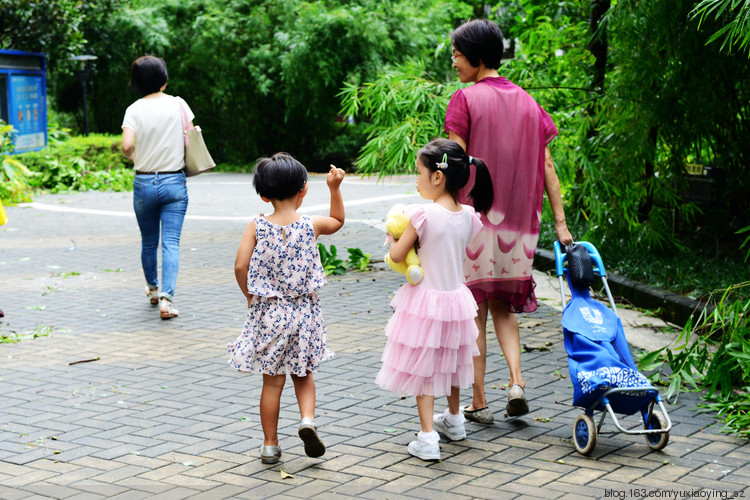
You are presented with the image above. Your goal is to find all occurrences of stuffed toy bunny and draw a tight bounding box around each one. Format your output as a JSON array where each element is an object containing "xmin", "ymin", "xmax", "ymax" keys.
[{"xmin": 384, "ymin": 204, "xmax": 424, "ymax": 285}]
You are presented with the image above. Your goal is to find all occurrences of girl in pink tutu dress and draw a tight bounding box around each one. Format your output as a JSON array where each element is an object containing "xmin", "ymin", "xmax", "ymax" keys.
[
  {"xmin": 228, "ymin": 153, "xmax": 345, "ymax": 464},
  {"xmin": 375, "ymin": 138, "xmax": 494, "ymax": 461}
]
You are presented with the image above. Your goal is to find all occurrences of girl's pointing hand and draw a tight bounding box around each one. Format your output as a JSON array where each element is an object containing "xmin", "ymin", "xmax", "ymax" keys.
[{"xmin": 327, "ymin": 164, "xmax": 345, "ymax": 188}]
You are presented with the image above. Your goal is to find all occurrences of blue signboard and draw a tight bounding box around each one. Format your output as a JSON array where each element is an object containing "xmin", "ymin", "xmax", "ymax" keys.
[
  {"xmin": 0, "ymin": 50, "xmax": 47, "ymax": 153},
  {"xmin": 9, "ymin": 75, "xmax": 46, "ymax": 151}
]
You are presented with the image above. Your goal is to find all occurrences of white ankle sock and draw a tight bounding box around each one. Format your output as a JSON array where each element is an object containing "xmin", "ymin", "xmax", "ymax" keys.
[
  {"xmin": 301, "ymin": 416, "xmax": 314, "ymax": 426},
  {"xmin": 443, "ymin": 409, "xmax": 464, "ymax": 425},
  {"xmin": 418, "ymin": 431, "xmax": 439, "ymax": 442}
]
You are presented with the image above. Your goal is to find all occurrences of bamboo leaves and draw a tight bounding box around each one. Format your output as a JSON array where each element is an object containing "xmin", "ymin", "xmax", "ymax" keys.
[{"xmin": 338, "ymin": 61, "xmax": 459, "ymax": 177}]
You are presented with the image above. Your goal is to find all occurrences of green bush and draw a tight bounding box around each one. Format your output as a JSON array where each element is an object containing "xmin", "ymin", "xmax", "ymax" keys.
[
  {"xmin": 17, "ymin": 134, "xmax": 134, "ymax": 193},
  {"xmin": 0, "ymin": 121, "xmax": 35, "ymax": 204},
  {"xmin": 317, "ymin": 243, "xmax": 347, "ymax": 276},
  {"xmin": 637, "ymin": 282, "xmax": 750, "ymax": 438},
  {"xmin": 538, "ymin": 200, "xmax": 750, "ymax": 301},
  {"xmin": 317, "ymin": 244, "xmax": 372, "ymax": 275},
  {"xmin": 346, "ymin": 248, "xmax": 372, "ymax": 272}
]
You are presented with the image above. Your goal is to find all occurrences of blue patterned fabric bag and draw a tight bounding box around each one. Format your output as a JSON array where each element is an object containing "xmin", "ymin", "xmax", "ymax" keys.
[{"xmin": 562, "ymin": 285, "xmax": 655, "ymax": 413}]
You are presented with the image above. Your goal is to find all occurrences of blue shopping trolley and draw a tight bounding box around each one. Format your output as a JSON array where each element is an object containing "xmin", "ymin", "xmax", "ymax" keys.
[{"xmin": 554, "ymin": 241, "xmax": 671, "ymax": 455}]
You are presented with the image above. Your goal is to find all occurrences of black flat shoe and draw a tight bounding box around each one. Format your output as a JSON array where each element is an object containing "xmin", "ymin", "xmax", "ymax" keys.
[{"xmin": 298, "ymin": 423, "xmax": 325, "ymax": 458}]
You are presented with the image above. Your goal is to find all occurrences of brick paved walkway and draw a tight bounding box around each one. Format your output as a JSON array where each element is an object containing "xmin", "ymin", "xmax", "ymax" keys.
[{"xmin": 1, "ymin": 174, "xmax": 748, "ymax": 499}]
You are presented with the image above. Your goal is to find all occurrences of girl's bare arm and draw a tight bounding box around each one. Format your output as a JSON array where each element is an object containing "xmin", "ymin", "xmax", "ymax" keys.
[
  {"xmin": 234, "ymin": 220, "xmax": 257, "ymax": 305},
  {"xmin": 313, "ymin": 165, "xmax": 345, "ymax": 237},
  {"xmin": 389, "ymin": 222, "xmax": 418, "ymax": 263}
]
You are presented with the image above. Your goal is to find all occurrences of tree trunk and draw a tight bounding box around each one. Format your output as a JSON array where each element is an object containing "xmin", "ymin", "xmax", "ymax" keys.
[
  {"xmin": 589, "ymin": 0, "xmax": 611, "ymax": 92},
  {"xmin": 575, "ymin": 1, "xmax": 612, "ymax": 199},
  {"xmin": 639, "ymin": 126, "xmax": 659, "ymax": 222}
]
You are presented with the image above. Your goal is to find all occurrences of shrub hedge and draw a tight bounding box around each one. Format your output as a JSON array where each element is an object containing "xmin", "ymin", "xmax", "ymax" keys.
[{"xmin": 17, "ymin": 134, "xmax": 134, "ymax": 194}]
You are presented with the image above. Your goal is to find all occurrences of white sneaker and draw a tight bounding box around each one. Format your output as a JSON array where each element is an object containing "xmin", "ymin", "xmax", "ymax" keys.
[
  {"xmin": 407, "ymin": 431, "xmax": 440, "ymax": 461},
  {"xmin": 433, "ymin": 409, "xmax": 466, "ymax": 441}
]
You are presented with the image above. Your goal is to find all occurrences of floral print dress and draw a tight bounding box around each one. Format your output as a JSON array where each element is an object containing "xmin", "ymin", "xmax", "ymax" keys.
[{"xmin": 227, "ymin": 216, "xmax": 333, "ymax": 376}]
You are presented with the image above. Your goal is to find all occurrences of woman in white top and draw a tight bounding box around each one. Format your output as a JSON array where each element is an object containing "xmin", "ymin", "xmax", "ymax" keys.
[{"xmin": 121, "ymin": 55, "xmax": 193, "ymax": 319}]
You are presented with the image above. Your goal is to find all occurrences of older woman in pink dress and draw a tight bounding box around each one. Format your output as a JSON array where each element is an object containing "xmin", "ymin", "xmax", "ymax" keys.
[{"xmin": 445, "ymin": 19, "xmax": 573, "ymax": 422}]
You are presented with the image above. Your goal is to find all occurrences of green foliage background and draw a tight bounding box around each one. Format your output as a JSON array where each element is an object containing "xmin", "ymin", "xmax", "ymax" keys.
[
  {"xmin": 2, "ymin": 0, "xmax": 749, "ymax": 271},
  {"xmin": 339, "ymin": 0, "xmax": 750, "ymax": 297},
  {"xmin": 30, "ymin": 0, "xmax": 469, "ymax": 169}
]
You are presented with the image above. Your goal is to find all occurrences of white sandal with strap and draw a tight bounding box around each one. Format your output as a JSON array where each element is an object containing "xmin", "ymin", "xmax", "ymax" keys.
[
  {"xmin": 145, "ymin": 286, "xmax": 159, "ymax": 305},
  {"xmin": 159, "ymin": 298, "xmax": 178, "ymax": 319}
]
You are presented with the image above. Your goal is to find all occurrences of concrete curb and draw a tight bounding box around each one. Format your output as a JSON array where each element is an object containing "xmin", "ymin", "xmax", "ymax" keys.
[{"xmin": 534, "ymin": 248, "xmax": 709, "ymax": 327}]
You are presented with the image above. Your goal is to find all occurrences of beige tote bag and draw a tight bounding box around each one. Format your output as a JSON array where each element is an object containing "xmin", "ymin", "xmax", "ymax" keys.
[{"xmin": 178, "ymin": 97, "xmax": 215, "ymax": 176}]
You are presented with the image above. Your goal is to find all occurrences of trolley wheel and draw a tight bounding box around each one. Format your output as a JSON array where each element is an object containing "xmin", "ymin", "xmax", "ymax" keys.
[
  {"xmin": 573, "ymin": 414, "xmax": 597, "ymax": 455},
  {"xmin": 644, "ymin": 410, "xmax": 670, "ymax": 451}
]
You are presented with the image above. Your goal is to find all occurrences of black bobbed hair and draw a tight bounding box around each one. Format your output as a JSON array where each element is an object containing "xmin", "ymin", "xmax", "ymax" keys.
[{"xmin": 253, "ymin": 152, "xmax": 308, "ymax": 200}]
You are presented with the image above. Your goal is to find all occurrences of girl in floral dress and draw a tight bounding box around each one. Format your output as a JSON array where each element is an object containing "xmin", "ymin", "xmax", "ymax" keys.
[
  {"xmin": 228, "ymin": 153, "xmax": 345, "ymax": 464},
  {"xmin": 375, "ymin": 138, "xmax": 493, "ymax": 461}
]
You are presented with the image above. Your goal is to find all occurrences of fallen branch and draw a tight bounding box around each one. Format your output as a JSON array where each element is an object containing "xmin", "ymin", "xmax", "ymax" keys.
[{"xmin": 69, "ymin": 357, "xmax": 100, "ymax": 366}]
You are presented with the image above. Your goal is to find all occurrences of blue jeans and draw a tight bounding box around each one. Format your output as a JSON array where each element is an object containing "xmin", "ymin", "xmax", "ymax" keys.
[{"xmin": 133, "ymin": 172, "xmax": 188, "ymax": 301}]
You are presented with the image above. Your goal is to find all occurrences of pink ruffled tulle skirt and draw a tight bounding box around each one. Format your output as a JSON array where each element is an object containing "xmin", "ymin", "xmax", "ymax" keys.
[{"xmin": 375, "ymin": 284, "xmax": 479, "ymax": 397}]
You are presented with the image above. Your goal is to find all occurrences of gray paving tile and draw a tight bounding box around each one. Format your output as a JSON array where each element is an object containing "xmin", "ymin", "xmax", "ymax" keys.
[{"xmin": 1, "ymin": 177, "xmax": 748, "ymax": 498}]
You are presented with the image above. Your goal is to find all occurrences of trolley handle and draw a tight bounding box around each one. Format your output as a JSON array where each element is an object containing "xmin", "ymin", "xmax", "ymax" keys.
[
  {"xmin": 554, "ymin": 241, "xmax": 607, "ymax": 278},
  {"xmin": 554, "ymin": 241, "xmax": 617, "ymax": 312}
]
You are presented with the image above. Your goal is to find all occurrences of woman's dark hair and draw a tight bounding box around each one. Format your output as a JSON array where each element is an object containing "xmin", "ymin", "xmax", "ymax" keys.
[
  {"xmin": 129, "ymin": 55, "xmax": 168, "ymax": 96},
  {"xmin": 451, "ymin": 19, "xmax": 504, "ymax": 70},
  {"xmin": 417, "ymin": 138, "xmax": 493, "ymax": 214},
  {"xmin": 253, "ymin": 152, "xmax": 308, "ymax": 200}
]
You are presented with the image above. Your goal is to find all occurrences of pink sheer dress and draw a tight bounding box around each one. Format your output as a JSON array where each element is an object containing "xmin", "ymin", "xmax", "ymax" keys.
[
  {"xmin": 375, "ymin": 204, "xmax": 483, "ymax": 396},
  {"xmin": 445, "ymin": 76, "xmax": 558, "ymax": 312}
]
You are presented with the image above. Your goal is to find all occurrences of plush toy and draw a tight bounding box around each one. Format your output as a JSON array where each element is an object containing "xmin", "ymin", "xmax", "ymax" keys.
[{"xmin": 384, "ymin": 204, "xmax": 424, "ymax": 285}]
